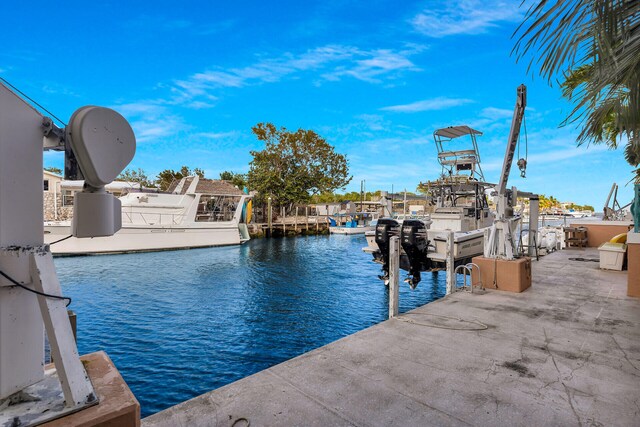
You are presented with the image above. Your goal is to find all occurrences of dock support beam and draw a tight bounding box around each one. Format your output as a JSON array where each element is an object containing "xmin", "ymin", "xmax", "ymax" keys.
[
  {"xmin": 267, "ymin": 197, "xmax": 272, "ymax": 237},
  {"xmin": 446, "ymin": 231, "xmax": 455, "ymax": 295},
  {"xmin": 388, "ymin": 236, "xmax": 399, "ymax": 318}
]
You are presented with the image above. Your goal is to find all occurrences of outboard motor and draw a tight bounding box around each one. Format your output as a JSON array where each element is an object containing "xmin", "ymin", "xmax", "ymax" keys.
[
  {"xmin": 374, "ymin": 218, "xmax": 399, "ymax": 284},
  {"xmin": 400, "ymin": 219, "xmax": 431, "ymax": 289}
]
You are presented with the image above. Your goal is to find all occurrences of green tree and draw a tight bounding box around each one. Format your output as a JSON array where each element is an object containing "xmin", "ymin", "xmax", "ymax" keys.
[
  {"xmin": 117, "ymin": 168, "xmax": 154, "ymax": 187},
  {"xmin": 514, "ymin": 0, "xmax": 640, "ymax": 182},
  {"xmin": 157, "ymin": 166, "xmax": 205, "ymax": 191},
  {"xmin": 219, "ymin": 171, "xmax": 247, "ymax": 191},
  {"xmin": 247, "ymin": 123, "xmax": 351, "ymax": 206},
  {"xmin": 44, "ymin": 166, "xmax": 63, "ymax": 175}
]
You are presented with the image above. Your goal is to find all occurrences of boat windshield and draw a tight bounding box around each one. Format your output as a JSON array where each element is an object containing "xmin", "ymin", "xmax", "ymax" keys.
[{"xmin": 196, "ymin": 195, "xmax": 242, "ymax": 222}]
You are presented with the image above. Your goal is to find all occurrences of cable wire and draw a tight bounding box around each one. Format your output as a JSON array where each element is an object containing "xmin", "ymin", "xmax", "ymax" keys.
[
  {"xmin": 0, "ymin": 77, "xmax": 67, "ymax": 126},
  {"xmin": 49, "ymin": 235, "xmax": 72, "ymax": 245},
  {"xmin": 0, "ymin": 269, "xmax": 71, "ymax": 307}
]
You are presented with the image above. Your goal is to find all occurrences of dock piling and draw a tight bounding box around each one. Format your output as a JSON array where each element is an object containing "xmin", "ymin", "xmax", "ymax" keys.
[
  {"xmin": 388, "ymin": 236, "xmax": 400, "ymax": 318},
  {"xmin": 446, "ymin": 231, "xmax": 455, "ymax": 295}
]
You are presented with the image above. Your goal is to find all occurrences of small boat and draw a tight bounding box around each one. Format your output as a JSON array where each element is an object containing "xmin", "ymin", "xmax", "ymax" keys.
[
  {"xmin": 44, "ymin": 176, "xmax": 252, "ymax": 255},
  {"xmin": 329, "ymin": 212, "xmax": 379, "ymax": 235},
  {"xmin": 363, "ymin": 125, "xmax": 495, "ymax": 286}
]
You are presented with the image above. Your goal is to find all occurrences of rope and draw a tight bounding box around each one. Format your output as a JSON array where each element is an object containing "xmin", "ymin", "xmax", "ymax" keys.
[{"xmin": 396, "ymin": 313, "xmax": 488, "ymax": 331}]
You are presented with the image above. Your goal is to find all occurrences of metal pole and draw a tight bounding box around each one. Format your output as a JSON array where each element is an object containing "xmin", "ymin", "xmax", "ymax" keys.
[
  {"xmin": 446, "ymin": 231, "xmax": 455, "ymax": 295},
  {"xmin": 267, "ymin": 197, "xmax": 272, "ymax": 237},
  {"xmin": 528, "ymin": 196, "xmax": 540, "ymax": 257},
  {"xmin": 305, "ymin": 206, "xmax": 309, "ymax": 231},
  {"xmin": 388, "ymin": 236, "xmax": 400, "ymax": 318}
]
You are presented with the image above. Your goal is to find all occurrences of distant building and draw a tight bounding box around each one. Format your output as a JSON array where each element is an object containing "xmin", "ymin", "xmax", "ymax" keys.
[
  {"xmin": 42, "ymin": 170, "xmax": 147, "ymax": 221},
  {"xmin": 312, "ymin": 201, "xmax": 356, "ymax": 216}
]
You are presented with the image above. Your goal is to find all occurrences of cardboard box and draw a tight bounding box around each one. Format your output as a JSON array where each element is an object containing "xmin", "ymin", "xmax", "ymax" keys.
[{"xmin": 471, "ymin": 256, "xmax": 532, "ymax": 293}]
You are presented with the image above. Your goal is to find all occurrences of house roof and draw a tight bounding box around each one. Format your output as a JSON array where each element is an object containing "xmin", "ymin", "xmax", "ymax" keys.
[
  {"xmin": 195, "ymin": 179, "xmax": 244, "ymax": 195},
  {"xmin": 43, "ymin": 170, "xmax": 63, "ymax": 179},
  {"xmin": 168, "ymin": 177, "xmax": 243, "ymax": 195},
  {"xmin": 61, "ymin": 180, "xmax": 142, "ymax": 191}
]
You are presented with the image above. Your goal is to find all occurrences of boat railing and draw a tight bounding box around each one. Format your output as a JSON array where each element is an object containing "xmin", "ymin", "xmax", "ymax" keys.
[{"xmin": 122, "ymin": 211, "xmax": 188, "ymax": 225}]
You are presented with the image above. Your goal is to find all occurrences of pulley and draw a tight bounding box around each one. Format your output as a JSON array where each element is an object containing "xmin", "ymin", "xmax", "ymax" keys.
[{"xmin": 517, "ymin": 158, "xmax": 527, "ymax": 178}]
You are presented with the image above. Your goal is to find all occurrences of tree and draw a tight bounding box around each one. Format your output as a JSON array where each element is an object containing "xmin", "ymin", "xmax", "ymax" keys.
[
  {"xmin": 247, "ymin": 123, "xmax": 351, "ymax": 206},
  {"xmin": 157, "ymin": 166, "xmax": 205, "ymax": 191},
  {"xmin": 117, "ymin": 168, "xmax": 154, "ymax": 187},
  {"xmin": 44, "ymin": 166, "xmax": 62, "ymax": 175},
  {"xmin": 514, "ymin": 0, "xmax": 640, "ymax": 182},
  {"xmin": 219, "ymin": 171, "xmax": 247, "ymax": 191}
]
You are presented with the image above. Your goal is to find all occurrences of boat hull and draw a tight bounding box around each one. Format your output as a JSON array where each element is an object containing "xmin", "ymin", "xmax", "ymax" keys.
[
  {"xmin": 330, "ymin": 225, "xmax": 375, "ymax": 235},
  {"xmin": 44, "ymin": 222, "xmax": 244, "ymax": 256}
]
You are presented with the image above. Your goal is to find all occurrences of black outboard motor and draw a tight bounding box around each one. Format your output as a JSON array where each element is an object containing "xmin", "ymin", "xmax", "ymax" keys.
[
  {"xmin": 374, "ymin": 218, "xmax": 399, "ymax": 284},
  {"xmin": 400, "ymin": 219, "xmax": 431, "ymax": 289}
]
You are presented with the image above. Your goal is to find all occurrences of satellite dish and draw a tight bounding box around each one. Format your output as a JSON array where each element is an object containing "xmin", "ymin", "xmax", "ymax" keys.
[{"xmin": 66, "ymin": 106, "xmax": 136, "ymax": 188}]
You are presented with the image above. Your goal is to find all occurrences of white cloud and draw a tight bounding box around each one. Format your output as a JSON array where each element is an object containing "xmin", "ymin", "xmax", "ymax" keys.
[
  {"xmin": 482, "ymin": 144, "xmax": 609, "ymax": 172},
  {"xmin": 480, "ymin": 107, "xmax": 514, "ymax": 120},
  {"xmin": 322, "ymin": 49, "xmax": 420, "ymax": 83},
  {"xmin": 192, "ymin": 131, "xmax": 238, "ymax": 140},
  {"xmin": 412, "ymin": 0, "xmax": 523, "ymax": 38},
  {"xmin": 381, "ymin": 97, "xmax": 473, "ymax": 113},
  {"xmin": 113, "ymin": 101, "xmax": 187, "ymax": 143},
  {"xmin": 172, "ymin": 44, "xmax": 424, "ymax": 105}
]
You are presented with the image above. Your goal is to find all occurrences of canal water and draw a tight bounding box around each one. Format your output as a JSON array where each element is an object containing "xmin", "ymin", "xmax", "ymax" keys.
[{"xmin": 54, "ymin": 235, "xmax": 447, "ymax": 418}]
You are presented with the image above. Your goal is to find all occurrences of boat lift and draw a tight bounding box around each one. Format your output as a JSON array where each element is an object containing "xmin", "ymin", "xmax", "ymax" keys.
[
  {"xmin": 484, "ymin": 84, "xmax": 539, "ymax": 260},
  {"xmin": 0, "ymin": 80, "xmax": 135, "ymax": 425}
]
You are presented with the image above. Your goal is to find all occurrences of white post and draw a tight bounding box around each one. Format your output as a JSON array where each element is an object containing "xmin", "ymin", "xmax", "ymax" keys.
[
  {"xmin": 529, "ymin": 197, "xmax": 539, "ymax": 256},
  {"xmin": 31, "ymin": 251, "xmax": 94, "ymax": 406},
  {"xmin": 483, "ymin": 228, "xmax": 491, "ymax": 258},
  {"xmin": 446, "ymin": 231, "xmax": 455, "ymax": 295},
  {"xmin": 388, "ymin": 236, "xmax": 400, "ymax": 318},
  {"xmin": 0, "ymin": 85, "xmax": 45, "ymax": 399}
]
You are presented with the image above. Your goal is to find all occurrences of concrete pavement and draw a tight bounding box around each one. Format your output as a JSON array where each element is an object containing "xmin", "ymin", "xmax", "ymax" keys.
[{"xmin": 143, "ymin": 248, "xmax": 640, "ymax": 426}]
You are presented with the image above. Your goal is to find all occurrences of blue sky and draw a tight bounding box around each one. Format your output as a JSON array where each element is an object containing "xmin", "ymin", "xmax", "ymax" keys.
[{"xmin": 1, "ymin": 0, "xmax": 634, "ymax": 206}]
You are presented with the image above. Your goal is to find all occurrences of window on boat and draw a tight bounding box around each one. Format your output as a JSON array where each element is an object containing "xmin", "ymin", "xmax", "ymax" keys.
[{"xmin": 196, "ymin": 195, "xmax": 241, "ymax": 222}]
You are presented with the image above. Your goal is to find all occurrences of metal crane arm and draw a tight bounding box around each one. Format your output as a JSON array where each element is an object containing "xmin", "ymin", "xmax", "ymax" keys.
[{"xmin": 496, "ymin": 84, "xmax": 527, "ymax": 197}]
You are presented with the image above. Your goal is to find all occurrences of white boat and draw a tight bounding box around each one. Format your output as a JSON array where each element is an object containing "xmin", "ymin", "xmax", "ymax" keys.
[
  {"xmin": 364, "ymin": 125, "xmax": 495, "ymax": 286},
  {"xmin": 329, "ymin": 212, "xmax": 379, "ymax": 235},
  {"xmin": 44, "ymin": 176, "xmax": 252, "ymax": 255}
]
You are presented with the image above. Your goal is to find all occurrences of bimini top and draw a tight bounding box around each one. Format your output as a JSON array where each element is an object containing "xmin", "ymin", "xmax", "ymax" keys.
[{"xmin": 434, "ymin": 125, "xmax": 483, "ymax": 139}]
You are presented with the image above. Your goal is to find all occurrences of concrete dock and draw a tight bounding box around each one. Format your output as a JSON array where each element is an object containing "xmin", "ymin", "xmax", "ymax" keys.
[{"xmin": 143, "ymin": 248, "xmax": 640, "ymax": 426}]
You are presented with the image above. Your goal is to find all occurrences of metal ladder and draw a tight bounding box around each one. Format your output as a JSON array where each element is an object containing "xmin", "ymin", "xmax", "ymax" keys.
[
  {"xmin": 518, "ymin": 228, "xmax": 539, "ymax": 260},
  {"xmin": 453, "ymin": 263, "xmax": 483, "ymax": 293}
]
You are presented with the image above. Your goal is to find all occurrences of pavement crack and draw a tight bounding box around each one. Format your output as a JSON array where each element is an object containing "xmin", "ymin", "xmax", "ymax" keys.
[
  {"xmin": 611, "ymin": 335, "xmax": 640, "ymax": 372},
  {"xmin": 266, "ymin": 370, "xmax": 360, "ymax": 426},
  {"xmin": 482, "ymin": 360, "xmax": 497, "ymax": 384},
  {"xmin": 562, "ymin": 383, "xmax": 582, "ymax": 427},
  {"xmin": 543, "ymin": 328, "xmax": 560, "ymax": 374}
]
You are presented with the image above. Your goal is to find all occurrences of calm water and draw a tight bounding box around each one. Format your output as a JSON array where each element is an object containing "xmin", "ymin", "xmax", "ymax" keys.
[{"xmin": 54, "ymin": 235, "xmax": 446, "ymax": 417}]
